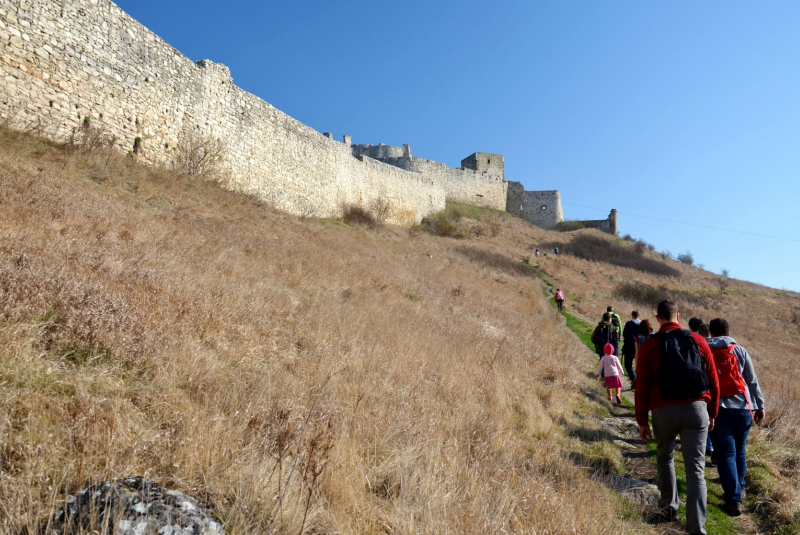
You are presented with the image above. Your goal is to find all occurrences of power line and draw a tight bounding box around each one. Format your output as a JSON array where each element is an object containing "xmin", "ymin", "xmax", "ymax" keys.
[{"xmin": 561, "ymin": 202, "xmax": 800, "ymax": 244}]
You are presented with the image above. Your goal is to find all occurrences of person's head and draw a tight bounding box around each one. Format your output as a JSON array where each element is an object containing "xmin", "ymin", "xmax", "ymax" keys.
[
  {"xmin": 698, "ymin": 323, "xmax": 711, "ymax": 338},
  {"xmin": 638, "ymin": 319, "xmax": 654, "ymax": 335},
  {"xmin": 709, "ymin": 318, "xmax": 730, "ymax": 337},
  {"xmin": 556, "ymin": 288, "xmax": 560, "ymax": 292},
  {"xmin": 604, "ymin": 343, "xmax": 614, "ymax": 356},
  {"xmin": 607, "ymin": 306, "xmax": 614, "ymax": 313},
  {"xmin": 655, "ymin": 300, "xmax": 679, "ymax": 325},
  {"xmin": 602, "ymin": 312, "xmax": 611, "ymax": 322},
  {"xmin": 631, "ymin": 310, "xmax": 639, "ymax": 319},
  {"xmin": 688, "ymin": 317, "xmax": 703, "ymax": 333}
]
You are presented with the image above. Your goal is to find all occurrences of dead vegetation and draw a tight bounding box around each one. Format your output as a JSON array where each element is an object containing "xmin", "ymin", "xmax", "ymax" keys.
[{"xmin": 0, "ymin": 128, "xmax": 649, "ymax": 534}]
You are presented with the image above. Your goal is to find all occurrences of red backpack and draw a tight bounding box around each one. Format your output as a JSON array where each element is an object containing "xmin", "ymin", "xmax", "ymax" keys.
[{"xmin": 711, "ymin": 344, "xmax": 747, "ymax": 398}]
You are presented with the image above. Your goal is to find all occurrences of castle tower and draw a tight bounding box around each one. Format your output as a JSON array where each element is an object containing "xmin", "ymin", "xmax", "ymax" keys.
[{"xmin": 461, "ymin": 152, "xmax": 504, "ymax": 180}]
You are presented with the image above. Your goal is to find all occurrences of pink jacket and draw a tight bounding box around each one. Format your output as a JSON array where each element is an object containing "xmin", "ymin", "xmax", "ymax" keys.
[{"xmin": 597, "ymin": 354, "xmax": 625, "ymax": 378}]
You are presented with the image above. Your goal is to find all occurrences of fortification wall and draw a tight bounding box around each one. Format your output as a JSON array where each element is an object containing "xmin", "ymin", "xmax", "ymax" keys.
[
  {"xmin": 350, "ymin": 145, "xmax": 507, "ymax": 211},
  {"xmin": 506, "ymin": 182, "xmax": 563, "ymax": 229},
  {"xmin": 0, "ymin": 0, "xmax": 443, "ymax": 224},
  {"xmin": 578, "ymin": 209, "xmax": 618, "ymax": 235}
]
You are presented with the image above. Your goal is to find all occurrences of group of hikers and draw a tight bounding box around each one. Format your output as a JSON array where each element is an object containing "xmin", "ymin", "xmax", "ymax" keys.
[{"xmin": 588, "ymin": 300, "xmax": 766, "ymax": 534}]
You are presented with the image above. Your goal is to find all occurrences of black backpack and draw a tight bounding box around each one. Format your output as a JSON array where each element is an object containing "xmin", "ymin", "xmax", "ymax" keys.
[{"xmin": 654, "ymin": 329, "xmax": 709, "ymax": 400}]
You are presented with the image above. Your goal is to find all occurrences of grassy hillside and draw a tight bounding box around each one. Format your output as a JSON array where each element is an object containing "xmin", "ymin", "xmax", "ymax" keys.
[
  {"xmin": 1, "ymin": 127, "xmax": 797, "ymax": 534},
  {"xmin": 0, "ymin": 128, "xmax": 647, "ymax": 534}
]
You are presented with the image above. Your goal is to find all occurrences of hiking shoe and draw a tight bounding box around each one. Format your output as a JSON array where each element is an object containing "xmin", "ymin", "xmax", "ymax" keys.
[
  {"xmin": 658, "ymin": 508, "xmax": 678, "ymax": 522},
  {"xmin": 616, "ymin": 395, "xmax": 623, "ymax": 404},
  {"xmin": 723, "ymin": 502, "xmax": 742, "ymax": 516}
]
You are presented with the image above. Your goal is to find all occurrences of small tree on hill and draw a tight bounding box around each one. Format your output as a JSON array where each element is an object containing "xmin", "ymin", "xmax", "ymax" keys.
[{"xmin": 677, "ymin": 251, "xmax": 694, "ymax": 266}]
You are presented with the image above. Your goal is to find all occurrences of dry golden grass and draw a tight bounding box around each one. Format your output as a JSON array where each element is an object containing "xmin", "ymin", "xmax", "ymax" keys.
[{"xmin": 0, "ymin": 128, "xmax": 654, "ymax": 534}]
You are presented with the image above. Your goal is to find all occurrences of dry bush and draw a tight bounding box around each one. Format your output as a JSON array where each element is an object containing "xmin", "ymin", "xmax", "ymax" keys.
[
  {"xmin": 455, "ymin": 246, "xmax": 538, "ymax": 280},
  {"xmin": 676, "ymin": 250, "xmax": 694, "ymax": 266},
  {"xmin": 341, "ymin": 204, "xmax": 377, "ymax": 227},
  {"xmin": 370, "ymin": 196, "xmax": 391, "ymax": 223},
  {"xmin": 543, "ymin": 234, "xmax": 681, "ymax": 278},
  {"xmin": 0, "ymin": 128, "xmax": 645, "ymax": 534},
  {"xmin": 173, "ymin": 130, "xmax": 227, "ymax": 180}
]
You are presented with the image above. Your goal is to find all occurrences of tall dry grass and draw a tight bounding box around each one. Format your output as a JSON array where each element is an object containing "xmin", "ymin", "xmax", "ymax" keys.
[{"xmin": 0, "ymin": 128, "xmax": 649, "ymax": 534}]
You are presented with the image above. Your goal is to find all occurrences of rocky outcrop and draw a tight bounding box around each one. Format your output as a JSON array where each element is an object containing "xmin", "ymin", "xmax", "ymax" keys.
[
  {"xmin": 606, "ymin": 476, "xmax": 660, "ymax": 506},
  {"xmin": 43, "ymin": 477, "xmax": 223, "ymax": 535}
]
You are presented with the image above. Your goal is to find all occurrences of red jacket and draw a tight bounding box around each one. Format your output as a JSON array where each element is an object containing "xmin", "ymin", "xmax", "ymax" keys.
[{"xmin": 635, "ymin": 322, "xmax": 720, "ymax": 427}]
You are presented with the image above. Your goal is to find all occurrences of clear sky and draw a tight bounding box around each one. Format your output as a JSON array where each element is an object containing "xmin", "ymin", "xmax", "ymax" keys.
[{"xmin": 113, "ymin": 0, "xmax": 800, "ymax": 292}]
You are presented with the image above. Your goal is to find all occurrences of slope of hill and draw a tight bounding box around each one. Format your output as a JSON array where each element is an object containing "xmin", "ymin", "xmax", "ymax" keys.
[
  {"xmin": 0, "ymin": 128, "xmax": 646, "ymax": 534},
  {"xmin": 1, "ymin": 127, "xmax": 797, "ymax": 534}
]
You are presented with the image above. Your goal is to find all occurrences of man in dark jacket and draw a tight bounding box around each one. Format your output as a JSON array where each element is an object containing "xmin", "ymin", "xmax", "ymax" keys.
[
  {"xmin": 607, "ymin": 306, "xmax": 622, "ymax": 356},
  {"xmin": 621, "ymin": 310, "xmax": 641, "ymax": 384},
  {"xmin": 592, "ymin": 313, "xmax": 617, "ymax": 358},
  {"xmin": 636, "ymin": 300, "xmax": 720, "ymax": 535}
]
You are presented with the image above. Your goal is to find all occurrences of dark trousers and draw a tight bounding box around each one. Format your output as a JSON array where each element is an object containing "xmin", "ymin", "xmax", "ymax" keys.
[
  {"xmin": 652, "ymin": 401, "xmax": 709, "ymax": 534},
  {"xmin": 622, "ymin": 344, "xmax": 636, "ymax": 383},
  {"xmin": 709, "ymin": 408, "xmax": 752, "ymax": 505},
  {"xmin": 556, "ymin": 299, "xmax": 563, "ymax": 312}
]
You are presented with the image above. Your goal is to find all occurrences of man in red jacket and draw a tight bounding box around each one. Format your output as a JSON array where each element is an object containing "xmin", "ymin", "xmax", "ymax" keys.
[{"xmin": 636, "ymin": 300, "xmax": 720, "ymax": 535}]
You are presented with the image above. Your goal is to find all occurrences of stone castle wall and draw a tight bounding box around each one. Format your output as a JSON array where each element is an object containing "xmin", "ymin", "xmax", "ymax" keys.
[
  {"xmin": 350, "ymin": 145, "xmax": 508, "ymax": 211},
  {"xmin": 0, "ymin": 0, "xmax": 443, "ymax": 224},
  {"xmin": 578, "ymin": 209, "xmax": 618, "ymax": 234},
  {"xmin": 0, "ymin": 0, "xmax": 605, "ymax": 231},
  {"xmin": 506, "ymin": 182, "xmax": 563, "ymax": 229}
]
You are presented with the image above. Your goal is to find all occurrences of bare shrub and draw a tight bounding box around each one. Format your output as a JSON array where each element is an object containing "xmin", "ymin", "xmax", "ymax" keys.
[
  {"xmin": 677, "ymin": 250, "xmax": 694, "ymax": 266},
  {"xmin": 455, "ymin": 246, "xmax": 538, "ymax": 280},
  {"xmin": 173, "ymin": 130, "xmax": 226, "ymax": 180},
  {"xmin": 370, "ymin": 196, "xmax": 391, "ymax": 223},
  {"xmin": 614, "ymin": 282, "xmax": 672, "ymax": 309},
  {"xmin": 542, "ymin": 235, "xmax": 681, "ymax": 278},
  {"xmin": 70, "ymin": 123, "xmax": 116, "ymax": 154},
  {"xmin": 716, "ymin": 277, "xmax": 731, "ymax": 294},
  {"xmin": 341, "ymin": 204, "xmax": 377, "ymax": 228}
]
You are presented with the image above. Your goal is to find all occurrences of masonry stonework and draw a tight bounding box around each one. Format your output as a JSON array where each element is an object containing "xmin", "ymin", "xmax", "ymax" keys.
[
  {"xmin": 506, "ymin": 182, "xmax": 563, "ymax": 230},
  {"xmin": 0, "ymin": 0, "xmax": 442, "ymax": 224},
  {"xmin": 0, "ymin": 0, "xmax": 611, "ymax": 231}
]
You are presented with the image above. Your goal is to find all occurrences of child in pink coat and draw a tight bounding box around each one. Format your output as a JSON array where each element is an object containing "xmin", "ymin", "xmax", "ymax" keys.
[{"xmin": 597, "ymin": 343, "xmax": 625, "ymax": 404}]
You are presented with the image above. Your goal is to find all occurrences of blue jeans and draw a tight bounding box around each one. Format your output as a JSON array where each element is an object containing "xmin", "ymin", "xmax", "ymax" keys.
[{"xmin": 709, "ymin": 408, "xmax": 752, "ymax": 505}]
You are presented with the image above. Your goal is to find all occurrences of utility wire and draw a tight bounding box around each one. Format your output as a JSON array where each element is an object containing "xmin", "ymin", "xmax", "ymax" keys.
[{"xmin": 561, "ymin": 202, "xmax": 800, "ymax": 244}]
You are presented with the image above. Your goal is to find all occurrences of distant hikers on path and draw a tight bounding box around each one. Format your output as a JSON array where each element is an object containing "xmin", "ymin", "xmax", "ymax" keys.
[
  {"xmin": 555, "ymin": 288, "xmax": 565, "ymax": 312},
  {"xmin": 586, "ymin": 300, "xmax": 766, "ymax": 530}
]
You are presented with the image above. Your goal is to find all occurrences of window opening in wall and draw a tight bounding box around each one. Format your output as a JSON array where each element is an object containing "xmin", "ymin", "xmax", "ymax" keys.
[
  {"xmin": 488, "ymin": 159, "xmax": 491, "ymax": 164},
  {"xmin": 541, "ymin": 205, "xmax": 547, "ymax": 210}
]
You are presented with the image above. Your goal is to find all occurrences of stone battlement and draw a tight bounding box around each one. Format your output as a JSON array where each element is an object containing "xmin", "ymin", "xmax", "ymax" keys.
[{"xmin": 0, "ymin": 0, "xmax": 614, "ymax": 232}]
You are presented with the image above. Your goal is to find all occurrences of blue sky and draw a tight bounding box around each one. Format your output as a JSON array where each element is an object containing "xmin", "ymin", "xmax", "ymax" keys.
[{"xmin": 114, "ymin": 0, "xmax": 800, "ymax": 292}]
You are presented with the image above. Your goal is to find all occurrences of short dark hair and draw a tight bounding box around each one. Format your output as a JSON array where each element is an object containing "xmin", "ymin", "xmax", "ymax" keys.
[
  {"xmin": 698, "ymin": 323, "xmax": 711, "ymax": 338},
  {"xmin": 656, "ymin": 300, "xmax": 678, "ymax": 322},
  {"xmin": 607, "ymin": 306, "xmax": 614, "ymax": 312},
  {"xmin": 638, "ymin": 319, "xmax": 653, "ymax": 335},
  {"xmin": 709, "ymin": 318, "xmax": 730, "ymax": 337},
  {"xmin": 603, "ymin": 312, "xmax": 611, "ymax": 321},
  {"xmin": 631, "ymin": 310, "xmax": 639, "ymax": 318},
  {"xmin": 688, "ymin": 317, "xmax": 703, "ymax": 332}
]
